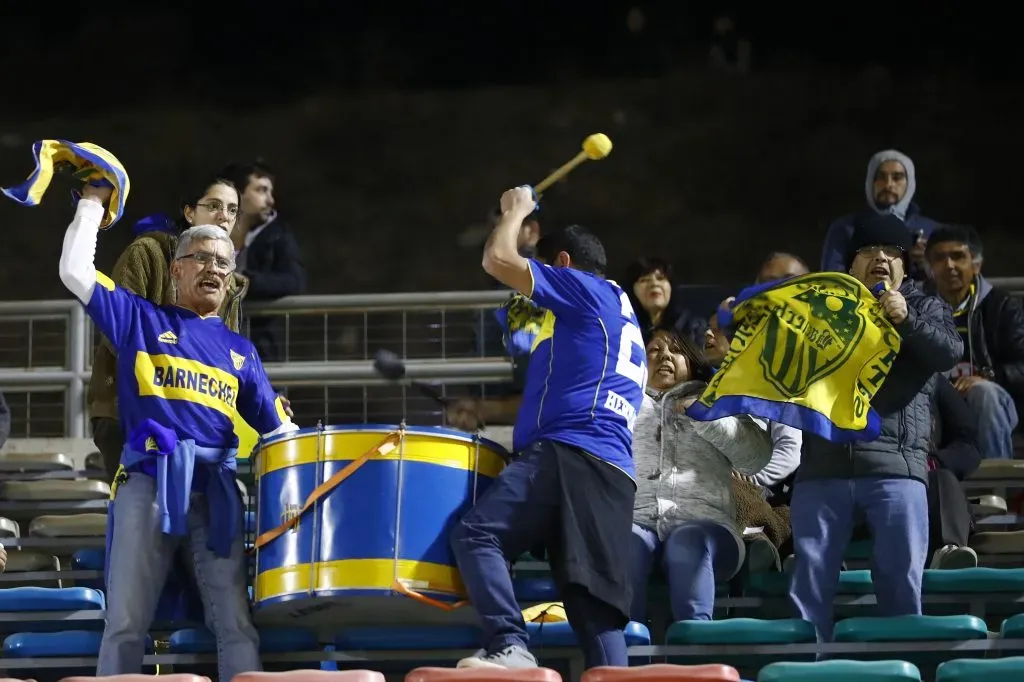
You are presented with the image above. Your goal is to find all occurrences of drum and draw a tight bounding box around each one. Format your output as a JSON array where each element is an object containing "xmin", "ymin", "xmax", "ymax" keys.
[{"xmin": 251, "ymin": 424, "xmax": 508, "ymax": 627}]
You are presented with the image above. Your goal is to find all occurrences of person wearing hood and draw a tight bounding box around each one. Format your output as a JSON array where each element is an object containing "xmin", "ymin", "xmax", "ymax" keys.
[
  {"xmin": 925, "ymin": 225, "xmax": 1024, "ymax": 459},
  {"xmin": 821, "ymin": 150, "xmax": 940, "ymax": 282},
  {"xmin": 89, "ymin": 175, "xmax": 250, "ymax": 480},
  {"xmin": 791, "ymin": 212, "xmax": 962, "ymax": 643}
]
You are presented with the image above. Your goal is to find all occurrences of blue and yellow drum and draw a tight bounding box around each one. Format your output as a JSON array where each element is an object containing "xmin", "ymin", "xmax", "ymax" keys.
[{"xmin": 251, "ymin": 424, "xmax": 508, "ymax": 626}]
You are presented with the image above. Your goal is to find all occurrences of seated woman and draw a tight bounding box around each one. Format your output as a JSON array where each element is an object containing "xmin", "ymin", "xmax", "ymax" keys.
[
  {"xmin": 625, "ymin": 256, "xmax": 706, "ymax": 346},
  {"xmin": 630, "ymin": 329, "xmax": 773, "ymax": 623}
]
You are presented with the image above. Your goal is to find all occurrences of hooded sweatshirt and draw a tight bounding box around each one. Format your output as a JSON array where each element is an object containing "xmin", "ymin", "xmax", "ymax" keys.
[{"xmin": 821, "ymin": 149, "xmax": 939, "ymax": 274}]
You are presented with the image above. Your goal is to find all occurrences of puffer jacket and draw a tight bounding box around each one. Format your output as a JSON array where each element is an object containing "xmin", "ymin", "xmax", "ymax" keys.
[
  {"xmin": 633, "ymin": 380, "xmax": 773, "ymax": 564},
  {"xmin": 798, "ymin": 279, "xmax": 962, "ymax": 484},
  {"xmin": 87, "ymin": 230, "xmax": 249, "ymax": 421}
]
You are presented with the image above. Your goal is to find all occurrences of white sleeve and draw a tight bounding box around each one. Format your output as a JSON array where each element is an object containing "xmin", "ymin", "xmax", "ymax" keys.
[{"xmin": 58, "ymin": 199, "xmax": 105, "ymax": 304}]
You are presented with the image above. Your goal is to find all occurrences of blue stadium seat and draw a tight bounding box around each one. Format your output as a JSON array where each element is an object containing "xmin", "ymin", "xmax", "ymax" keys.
[
  {"xmin": 4, "ymin": 630, "xmax": 153, "ymax": 657},
  {"xmin": 170, "ymin": 627, "xmax": 319, "ymax": 653},
  {"xmin": 0, "ymin": 586, "xmax": 104, "ymax": 612},
  {"xmin": 513, "ymin": 577, "xmax": 559, "ymax": 602},
  {"xmin": 245, "ymin": 510, "xmax": 256, "ymax": 534},
  {"xmin": 335, "ymin": 625, "xmax": 482, "ymax": 650},
  {"xmin": 71, "ymin": 547, "xmax": 105, "ymax": 572},
  {"xmin": 1001, "ymin": 613, "xmax": 1024, "ymax": 638},
  {"xmin": 833, "ymin": 615, "xmax": 988, "ymax": 643},
  {"xmin": 923, "ymin": 568, "xmax": 1024, "ymax": 593},
  {"xmin": 936, "ymin": 657, "xmax": 1024, "ymax": 681},
  {"xmin": 757, "ymin": 660, "xmax": 922, "ymax": 682},
  {"xmin": 666, "ymin": 618, "xmax": 816, "ymax": 645},
  {"xmin": 527, "ymin": 621, "xmax": 651, "ymax": 647}
]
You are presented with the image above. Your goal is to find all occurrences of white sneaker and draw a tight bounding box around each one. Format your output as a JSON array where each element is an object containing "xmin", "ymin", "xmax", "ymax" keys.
[
  {"xmin": 457, "ymin": 644, "xmax": 538, "ymax": 669},
  {"xmin": 930, "ymin": 544, "xmax": 978, "ymax": 570}
]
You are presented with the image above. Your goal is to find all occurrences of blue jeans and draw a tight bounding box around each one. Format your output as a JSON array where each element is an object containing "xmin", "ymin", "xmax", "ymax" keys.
[
  {"xmin": 450, "ymin": 441, "xmax": 629, "ymax": 669},
  {"xmin": 628, "ymin": 520, "xmax": 740, "ymax": 624},
  {"xmin": 97, "ymin": 473, "xmax": 260, "ymax": 680},
  {"xmin": 966, "ymin": 380, "xmax": 1019, "ymax": 459},
  {"xmin": 789, "ymin": 477, "xmax": 928, "ymax": 643}
]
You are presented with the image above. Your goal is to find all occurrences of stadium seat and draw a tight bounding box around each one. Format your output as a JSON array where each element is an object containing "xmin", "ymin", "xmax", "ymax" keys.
[
  {"xmin": 666, "ymin": 619, "xmax": 816, "ymax": 646},
  {"xmin": 0, "ymin": 586, "xmax": 104, "ymax": 612},
  {"xmin": 970, "ymin": 530, "xmax": 1024, "ymax": 555},
  {"xmin": 936, "ymin": 657, "xmax": 1024, "ymax": 681},
  {"xmin": 0, "ymin": 452, "xmax": 73, "ymax": 472},
  {"xmin": 0, "ymin": 480, "xmax": 110, "ymax": 501},
  {"xmin": 832, "ymin": 615, "xmax": 988, "ymax": 643},
  {"xmin": 4, "ymin": 630, "xmax": 153, "ymax": 656},
  {"xmin": 334, "ymin": 625, "xmax": 482, "ymax": 650},
  {"xmin": 406, "ymin": 669, "xmax": 561, "ymax": 682},
  {"xmin": 1000, "ymin": 613, "xmax": 1024, "ymax": 638},
  {"xmin": 58, "ymin": 671, "xmax": 209, "ymax": 675},
  {"xmin": 169, "ymin": 627, "xmax": 319, "ymax": 653},
  {"xmin": 234, "ymin": 673, "xmax": 384, "ymax": 682},
  {"xmin": 84, "ymin": 450, "xmax": 106, "ymax": 472},
  {"xmin": 29, "ymin": 513, "xmax": 107, "ymax": 537},
  {"xmin": 0, "ymin": 516, "xmax": 20, "ymax": 537},
  {"xmin": 582, "ymin": 664, "xmax": 741, "ymax": 682},
  {"xmin": 757, "ymin": 660, "xmax": 921, "ymax": 681},
  {"xmin": 514, "ymin": 576, "xmax": 559, "ymax": 602},
  {"xmin": 526, "ymin": 621, "xmax": 651, "ymax": 647},
  {"xmin": 745, "ymin": 568, "xmax": 1024, "ymax": 597}
]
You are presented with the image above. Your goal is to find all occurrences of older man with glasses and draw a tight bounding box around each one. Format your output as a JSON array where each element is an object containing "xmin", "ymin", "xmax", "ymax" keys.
[{"xmin": 60, "ymin": 183, "xmax": 298, "ymax": 681}]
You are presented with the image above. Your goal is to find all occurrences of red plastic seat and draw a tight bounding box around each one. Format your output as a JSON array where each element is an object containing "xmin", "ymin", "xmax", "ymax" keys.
[
  {"xmin": 582, "ymin": 664, "xmax": 741, "ymax": 682},
  {"xmin": 59, "ymin": 676, "xmax": 212, "ymax": 682},
  {"xmin": 406, "ymin": 668, "xmax": 563, "ymax": 682},
  {"xmin": 231, "ymin": 672, "xmax": 385, "ymax": 682}
]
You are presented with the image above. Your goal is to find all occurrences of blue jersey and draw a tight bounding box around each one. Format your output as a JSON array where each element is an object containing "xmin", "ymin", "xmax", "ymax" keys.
[
  {"xmin": 85, "ymin": 272, "xmax": 288, "ymax": 448},
  {"xmin": 512, "ymin": 260, "xmax": 648, "ymax": 478}
]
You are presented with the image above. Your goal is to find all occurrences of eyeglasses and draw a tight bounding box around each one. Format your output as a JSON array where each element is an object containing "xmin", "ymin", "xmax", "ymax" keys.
[
  {"xmin": 856, "ymin": 245, "xmax": 904, "ymax": 260},
  {"xmin": 194, "ymin": 200, "xmax": 239, "ymax": 217},
  {"xmin": 177, "ymin": 251, "xmax": 235, "ymax": 272}
]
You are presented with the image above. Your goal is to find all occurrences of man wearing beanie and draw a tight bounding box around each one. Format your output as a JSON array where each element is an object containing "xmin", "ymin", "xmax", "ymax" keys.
[
  {"xmin": 821, "ymin": 149, "xmax": 940, "ymax": 282},
  {"xmin": 790, "ymin": 212, "xmax": 963, "ymax": 643}
]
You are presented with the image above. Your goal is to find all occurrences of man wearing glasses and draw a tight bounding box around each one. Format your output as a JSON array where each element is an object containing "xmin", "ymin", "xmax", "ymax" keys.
[
  {"xmin": 61, "ymin": 184, "xmax": 297, "ymax": 680},
  {"xmin": 790, "ymin": 212, "xmax": 962, "ymax": 643}
]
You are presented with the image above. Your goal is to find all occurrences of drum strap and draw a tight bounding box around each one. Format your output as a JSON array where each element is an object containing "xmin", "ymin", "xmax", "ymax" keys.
[{"xmin": 249, "ymin": 431, "xmax": 402, "ymax": 553}]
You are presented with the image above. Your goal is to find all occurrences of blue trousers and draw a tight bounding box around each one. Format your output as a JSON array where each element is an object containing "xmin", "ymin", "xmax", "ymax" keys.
[
  {"xmin": 966, "ymin": 380, "xmax": 1019, "ymax": 460},
  {"xmin": 450, "ymin": 441, "xmax": 629, "ymax": 668},
  {"xmin": 789, "ymin": 477, "xmax": 928, "ymax": 642},
  {"xmin": 628, "ymin": 521, "xmax": 740, "ymax": 623}
]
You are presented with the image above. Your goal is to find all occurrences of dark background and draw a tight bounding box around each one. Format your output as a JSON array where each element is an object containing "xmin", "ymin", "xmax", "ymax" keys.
[{"xmin": 1, "ymin": 3, "xmax": 1021, "ymax": 296}]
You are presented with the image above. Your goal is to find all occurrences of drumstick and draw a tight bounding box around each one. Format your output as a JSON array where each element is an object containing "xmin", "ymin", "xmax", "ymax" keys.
[
  {"xmin": 532, "ymin": 133, "xmax": 613, "ymax": 196},
  {"xmin": 372, "ymin": 349, "xmax": 450, "ymax": 406}
]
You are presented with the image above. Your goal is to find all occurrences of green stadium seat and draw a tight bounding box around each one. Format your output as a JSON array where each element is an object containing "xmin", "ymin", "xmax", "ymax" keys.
[
  {"xmin": 666, "ymin": 619, "xmax": 816, "ymax": 645},
  {"xmin": 936, "ymin": 657, "xmax": 1024, "ymax": 682},
  {"xmin": 833, "ymin": 615, "xmax": 988, "ymax": 642},
  {"xmin": 757, "ymin": 660, "xmax": 921, "ymax": 682},
  {"xmin": 999, "ymin": 613, "xmax": 1024, "ymax": 638}
]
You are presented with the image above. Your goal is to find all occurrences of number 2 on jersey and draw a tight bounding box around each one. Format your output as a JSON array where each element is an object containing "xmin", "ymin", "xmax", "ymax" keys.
[{"xmin": 615, "ymin": 292, "xmax": 647, "ymax": 389}]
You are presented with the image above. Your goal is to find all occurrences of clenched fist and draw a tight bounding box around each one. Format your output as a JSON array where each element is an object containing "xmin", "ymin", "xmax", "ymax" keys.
[
  {"xmin": 499, "ymin": 186, "xmax": 537, "ymax": 220},
  {"xmin": 879, "ymin": 289, "xmax": 908, "ymax": 324}
]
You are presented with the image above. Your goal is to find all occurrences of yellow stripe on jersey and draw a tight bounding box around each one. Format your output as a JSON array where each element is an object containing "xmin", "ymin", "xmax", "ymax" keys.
[
  {"xmin": 96, "ymin": 271, "xmax": 116, "ymax": 291},
  {"xmin": 134, "ymin": 351, "xmax": 239, "ymax": 417}
]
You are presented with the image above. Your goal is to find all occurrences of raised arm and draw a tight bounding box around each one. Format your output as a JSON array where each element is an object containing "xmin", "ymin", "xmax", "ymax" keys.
[
  {"xmin": 59, "ymin": 186, "xmax": 111, "ymax": 304},
  {"xmin": 481, "ymin": 187, "xmax": 537, "ymax": 296}
]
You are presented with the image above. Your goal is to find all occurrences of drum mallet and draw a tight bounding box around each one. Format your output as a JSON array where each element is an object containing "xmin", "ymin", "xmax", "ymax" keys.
[
  {"xmin": 531, "ymin": 133, "xmax": 613, "ymax": 197},
  {"xmin": 372, "ymin": 349, "xmax": 450, "ymax": 406}
]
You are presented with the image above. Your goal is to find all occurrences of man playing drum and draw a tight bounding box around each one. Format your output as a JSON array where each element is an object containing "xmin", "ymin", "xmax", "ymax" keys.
[
  {"xmin": 59, "ymin": 183, "xmax": 298, "ymax": 681},
  {"xmin": 451, "ymin": 186, "xmax": 647, "ymax": 670}
]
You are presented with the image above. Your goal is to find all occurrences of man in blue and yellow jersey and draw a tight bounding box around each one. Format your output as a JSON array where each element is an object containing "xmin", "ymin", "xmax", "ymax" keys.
[
  {"xmin": 451, "ymin": 186, "xmax": 647, "ymax": 671},
  {"xmin": 59, "ymin": 184, "xmax": 297, "ymax": 681}
]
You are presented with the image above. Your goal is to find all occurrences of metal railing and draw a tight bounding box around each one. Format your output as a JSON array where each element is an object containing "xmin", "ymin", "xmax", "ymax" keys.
[
  {"xmin": 3, "ymin": 278, "xmax": 1024, "ymax": 438},
  {"xmin": 0, "ymin": 290, "xmax": 515, "ymax": 438}
]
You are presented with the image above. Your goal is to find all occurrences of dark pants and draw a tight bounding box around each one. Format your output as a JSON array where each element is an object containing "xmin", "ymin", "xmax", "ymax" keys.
[
  {"xmin": 927, "ymin": 468, "xmax": 973, "ymax": 555},
  {"xmin": 450, "ymin": 440, "xmax": 630, "ymax": 669},
  {"xmin": 92, "ymin": 417, "xmax": 124, "ymax": 482}
]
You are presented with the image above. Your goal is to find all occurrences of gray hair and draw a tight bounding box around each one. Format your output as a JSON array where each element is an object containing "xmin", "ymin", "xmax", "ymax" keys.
[{"xmin": 174, "ymin": 225, "xmax": 235, "ymax": 262}]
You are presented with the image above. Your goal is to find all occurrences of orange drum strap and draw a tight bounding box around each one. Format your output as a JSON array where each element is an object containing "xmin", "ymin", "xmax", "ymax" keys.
[
  {"xmin": 250, "ymin": 430, "xmax": 403, "ymax": 553},
  {"xmin": 391, "ymin": 578, "xmax": 469, "ymax": 612}
]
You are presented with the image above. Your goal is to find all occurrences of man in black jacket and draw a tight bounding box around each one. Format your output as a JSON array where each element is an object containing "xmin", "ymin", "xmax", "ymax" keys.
[
  {"xmin": 790, "ymin": 213, "xmax": 962, "ymax": 643},
  {"xmin": 925, "ymin": 225, "xmax": 1024, "ymax": 459},
  {"xmin": 222, "ymin": 161, "xmax": 306, "ymax": 363}
]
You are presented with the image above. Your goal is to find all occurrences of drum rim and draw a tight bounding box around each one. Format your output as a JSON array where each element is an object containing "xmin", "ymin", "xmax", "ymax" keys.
[{"xmin": 259, "ymin": 423, "xmax": 509, "ymax": 457}]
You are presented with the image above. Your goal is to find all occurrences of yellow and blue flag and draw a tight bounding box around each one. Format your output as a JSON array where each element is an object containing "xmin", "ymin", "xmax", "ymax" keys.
[
  {"xmin": 494, "ymin": 292, "xmax": 551, "ymax": 356},
  {"xmin": 688, "ymin": 272, "xmax": 902, "ymax": 442},
  {"xmin": 1, "ymin": 140, "xmax": 130, "ymax": 229}
]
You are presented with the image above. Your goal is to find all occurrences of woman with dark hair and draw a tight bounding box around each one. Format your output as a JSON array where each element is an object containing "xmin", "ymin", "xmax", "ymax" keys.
[
  {"xmin": 89, "ymin": 175, "xmax": 247, "ymax": 479},
  {"xmin": 624, "ymin": 257, "xmax": 706, "ymax": 346},
  {"xmin": 628, "ymin": 328, "xmax": 772, "ymax": 624}
]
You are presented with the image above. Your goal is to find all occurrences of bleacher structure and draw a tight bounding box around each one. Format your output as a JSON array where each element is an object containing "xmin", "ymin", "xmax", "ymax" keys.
[{"xmin": 0, "ymin": 452, "xmax": 1021, "ymax": 681}]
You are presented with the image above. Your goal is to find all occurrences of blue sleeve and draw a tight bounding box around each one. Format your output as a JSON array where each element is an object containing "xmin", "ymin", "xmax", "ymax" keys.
[
  {"xmin": 84, "ymin": 271, "xmax": 142, "ymax": 349},
  {"xmin": 236, "ymin": 346, "xmax": 288, "ymax": 435},
  {"xmin": 821, "ymin": 216, "xmax": 855, "ymax": 272},
  {"xmin": 527, "ymin": 259, "xmax": 600, "ymax": 320}
]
